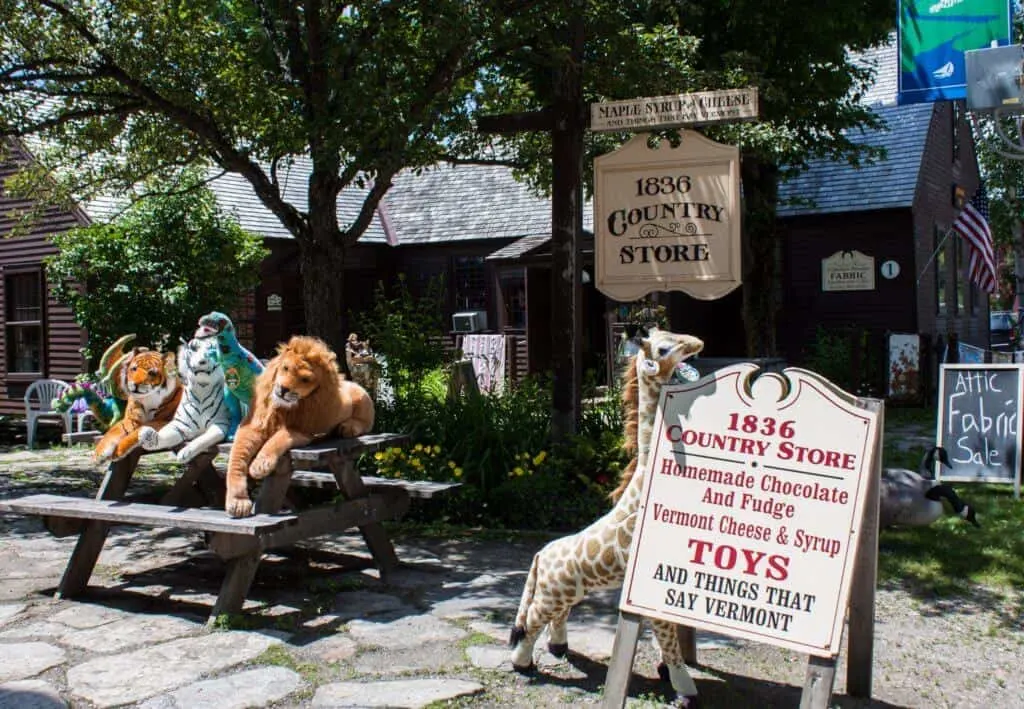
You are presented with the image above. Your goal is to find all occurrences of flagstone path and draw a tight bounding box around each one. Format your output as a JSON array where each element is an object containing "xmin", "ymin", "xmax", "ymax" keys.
[{"xmin": 0, "ymin": 438, "xmax": 1020, "ymax": 708}]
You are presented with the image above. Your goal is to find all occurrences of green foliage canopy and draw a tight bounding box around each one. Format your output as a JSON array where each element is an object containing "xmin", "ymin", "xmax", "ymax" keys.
[{"xmin": 45, "ymin": 174, "xmax": 267, "ymax": 360}]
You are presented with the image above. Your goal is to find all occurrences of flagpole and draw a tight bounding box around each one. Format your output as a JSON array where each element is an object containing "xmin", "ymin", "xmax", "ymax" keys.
[{"xmin": 916, "ymin": 224, "xmax": 956, "ymax": 286}]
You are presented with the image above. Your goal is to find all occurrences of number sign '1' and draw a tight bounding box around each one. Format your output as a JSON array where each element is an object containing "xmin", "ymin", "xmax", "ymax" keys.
[{"xmin": 620, "ymin": 364, "xmax": 880, "ymax": 656}]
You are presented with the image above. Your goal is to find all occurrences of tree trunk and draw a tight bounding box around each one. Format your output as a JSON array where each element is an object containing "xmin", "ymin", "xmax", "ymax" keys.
[
  {"xmin": 297, "ymin": 236, "xmax": 347, "ymax": 358},
  {"xmin": 549, "ymin": 5, "xmax": 585, "ymax": 442},
  {"xmin": 741, "ymin": 153, "xmax": 781, "ymax": 358}
]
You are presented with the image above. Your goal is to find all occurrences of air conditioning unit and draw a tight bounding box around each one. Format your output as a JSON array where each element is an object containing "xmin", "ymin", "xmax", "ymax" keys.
[{"xmin": 452, "ymin": 310, "xmax": 488, "ymax": 333}]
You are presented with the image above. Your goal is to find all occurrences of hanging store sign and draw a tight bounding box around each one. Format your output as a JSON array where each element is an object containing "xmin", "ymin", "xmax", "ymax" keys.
[
  {"xmin": 594, "ymin": 131, "xmax": 742, "ymax": 301},
  {"xmin": 821, "ymin": 250, "xmax": 875, "ymax": 292},
  {"xmin": 590, "ymin": 88, "xmax": 758, "ymax": 133}
]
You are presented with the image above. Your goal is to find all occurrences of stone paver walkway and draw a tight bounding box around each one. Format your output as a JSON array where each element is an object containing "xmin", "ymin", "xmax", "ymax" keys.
[
  {"xmin": 0, "ymin": 444, "xmax": 737, "ymax": 709},
  {"xmin": 4, "ymin": 420, "xmax": 1019, "ymax": 709}
]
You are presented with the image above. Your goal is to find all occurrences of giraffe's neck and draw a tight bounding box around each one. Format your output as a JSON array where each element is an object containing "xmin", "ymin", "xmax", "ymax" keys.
[{"xmin": 612, "ymin": 372, "xmax": 662, "ymax": 515}]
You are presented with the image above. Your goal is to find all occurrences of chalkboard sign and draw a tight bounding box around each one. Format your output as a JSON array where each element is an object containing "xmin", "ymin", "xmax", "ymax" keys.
[{"xmin": 936, "ymin": 364, "xmax": 1022, "ymax": 495}]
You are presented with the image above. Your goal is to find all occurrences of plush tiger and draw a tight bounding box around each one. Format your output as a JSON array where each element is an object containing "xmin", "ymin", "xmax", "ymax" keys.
[
  {"xmin": 93, "ymin": 347, "xmax": 183, "ymax": 462},
  {"xmin": 138, "ymin": 337, "xmax": 232, "ymax": 463}
]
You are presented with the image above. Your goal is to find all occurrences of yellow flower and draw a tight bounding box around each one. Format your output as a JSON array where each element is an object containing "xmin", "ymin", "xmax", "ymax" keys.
[
  {"xmin": 513, "ymin": 466, "xmax": 525, "ymax": 477},
  {"xmin": 414, "ymin": 443, "xmax": 423, "ymax": 452},
  {"xmin": 374, "ymin": 452, "xmax": 383, "ymax": 461},
  {"xmin": 411, "ymin": 458, "xmax": 422, "ymax": 468},
  {"xmin": 533, "ymin": 451, "xmax": 547, "ymax": 466},
  {"xmin": 433, "ymin": 445, "xmax": 441, "ymax": 454},
  {"xmin": 448, "ymin": 461, "xmax": 456, "ymax": 469},
  {"xmin": 453, "ymin": 467, "xmax": 463, "ymax": 478}
]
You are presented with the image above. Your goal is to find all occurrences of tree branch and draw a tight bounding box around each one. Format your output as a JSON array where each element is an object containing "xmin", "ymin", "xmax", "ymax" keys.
[{"xmin": 35, "ymin": 0, "xmax": 311, "ymax": 240}]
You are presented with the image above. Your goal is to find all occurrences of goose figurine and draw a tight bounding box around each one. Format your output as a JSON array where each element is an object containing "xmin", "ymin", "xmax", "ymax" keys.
[{"xmin": 879, "ymin": 446, "xmax": 980, "ymax": 529}]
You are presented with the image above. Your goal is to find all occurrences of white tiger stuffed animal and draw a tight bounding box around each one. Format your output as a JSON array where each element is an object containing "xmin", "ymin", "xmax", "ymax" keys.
[{"xmin": 138, "ymin": 337, "xmax": 232, "ymax": 463}]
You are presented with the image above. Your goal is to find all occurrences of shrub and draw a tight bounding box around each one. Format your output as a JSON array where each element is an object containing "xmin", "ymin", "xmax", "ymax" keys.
[{"xmin": 45, "ymin": 168, "xmax": 267, "ymax": 362}]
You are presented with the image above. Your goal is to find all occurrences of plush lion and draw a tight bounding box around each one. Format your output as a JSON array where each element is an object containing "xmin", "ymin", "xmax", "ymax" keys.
[{"xmin": 225, "ymin": 335, "xmax": 375, "ymax": 518}]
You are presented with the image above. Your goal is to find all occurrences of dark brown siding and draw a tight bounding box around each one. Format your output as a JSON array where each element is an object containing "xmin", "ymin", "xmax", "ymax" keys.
[
  {"xmin": 779, "ymin": 208, "xmax": 917, "ymax": 365},
  {"xmin": 0, "ymin": 141, "xmax": 87, "ymax": 415},
  {"xmin": 913, "ymin": 100, "xmax": 987, "ymax": 348}
]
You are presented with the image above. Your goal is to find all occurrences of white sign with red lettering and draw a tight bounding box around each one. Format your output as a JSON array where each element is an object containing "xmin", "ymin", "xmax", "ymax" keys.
[{"xmin": 620, "ymin": 363, "xmax": 880, "ymax": 656}]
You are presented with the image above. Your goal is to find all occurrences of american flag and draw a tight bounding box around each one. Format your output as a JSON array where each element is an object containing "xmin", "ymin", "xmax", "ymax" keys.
[{"xmin": 953, "ymin": 184, "xmax": 998, "ymax": 294}]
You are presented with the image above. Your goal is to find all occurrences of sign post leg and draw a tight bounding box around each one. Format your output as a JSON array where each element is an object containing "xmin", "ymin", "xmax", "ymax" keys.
[
  {"xmin": 847, "ymin": 398, "xmax": 883, "ymax": 697},
  {"xmin": 799, "ymin": 654, "xmax": 838, "ymax": 709},
  {"xmin": 601, "ymin": 611, "xmax": 643, "ymax": 709}
]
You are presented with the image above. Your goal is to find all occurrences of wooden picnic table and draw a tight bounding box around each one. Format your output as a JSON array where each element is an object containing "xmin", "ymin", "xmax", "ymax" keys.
[{"xmin": 0, "ymin": 433, "xmax": 458, "ymax": 622}]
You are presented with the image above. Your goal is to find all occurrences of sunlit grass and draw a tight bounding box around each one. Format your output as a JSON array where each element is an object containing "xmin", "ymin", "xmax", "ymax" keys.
[{"xmin": 878, "ymin": 408, "xmax": 1024, "ymax": 595}]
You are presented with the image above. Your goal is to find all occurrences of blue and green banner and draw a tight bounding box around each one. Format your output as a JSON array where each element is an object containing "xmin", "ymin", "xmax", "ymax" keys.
[{"xmin": 898, "ymin": 0, "xmax": 1014, "ymax": 104}]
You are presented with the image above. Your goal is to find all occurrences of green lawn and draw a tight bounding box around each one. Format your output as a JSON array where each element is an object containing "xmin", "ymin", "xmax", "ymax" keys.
[{"xmin": 879, "ymin": 407, "xmax": 1024, "ymax": 596}]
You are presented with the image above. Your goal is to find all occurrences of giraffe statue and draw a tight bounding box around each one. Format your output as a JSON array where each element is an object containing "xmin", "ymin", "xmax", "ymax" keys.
[{"xmin": 510, "ymin": 327, "xmax": 704, "ymax": 707}]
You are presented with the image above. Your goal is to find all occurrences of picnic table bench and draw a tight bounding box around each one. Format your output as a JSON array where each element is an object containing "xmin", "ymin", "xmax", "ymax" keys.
[{"xmin": 0, "ymin": 432, "xmax": 459, "ymax": 622}]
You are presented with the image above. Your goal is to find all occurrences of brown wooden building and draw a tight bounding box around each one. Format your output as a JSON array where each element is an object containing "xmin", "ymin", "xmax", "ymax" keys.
[
  {"xmin": 0, "ymin": 140, "xmax": 88, "ymax": 414},
  {"xmin": 0, "ymin": 35, "xmax": 987, "ymax": 413},
  {"xmin": 775, "ymin": 40, "xmax": 986, "ymax": 396}
]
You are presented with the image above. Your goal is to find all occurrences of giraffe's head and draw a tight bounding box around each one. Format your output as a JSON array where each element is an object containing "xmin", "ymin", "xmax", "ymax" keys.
[{"xmin": 636, "ymin": 327, "xmax": 704, "ymax": 384}]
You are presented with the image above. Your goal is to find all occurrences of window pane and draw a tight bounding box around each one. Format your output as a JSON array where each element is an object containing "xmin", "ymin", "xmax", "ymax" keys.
[
  {"xmin": 954, "ymin": 236, "xmax": 964, "ymax": 314},
  {"xmin": 7, "ymin": 324, "xmax": 42, "ymax": 372},
  {"xmin": 935, "ymin": 226, "xmax": 947, "ymax": 315},
  {"xmin": 500, "ymin": 271, "xmax": 526, "ymax": 329},
  {"xmin": 5, "ymin": 271, "xmax": 42, "ymax": 322},
  {"xmin": 454, "ymin": 256, "xmax": 487, "ymax": 311}
]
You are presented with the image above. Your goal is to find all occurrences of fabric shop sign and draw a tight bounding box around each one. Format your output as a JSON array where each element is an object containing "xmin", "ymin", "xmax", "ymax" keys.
[
  {"xmin": 821, "ymin": 250, "xmax": 875, "ymax": 292},
  {"xmin": 620, "ymin": 364, "xmax": 881, "ymax": 656},
  {"xmin": 594, "ymin": 131, "xmax": 741, "ymax": 302},
  {"xmin": 897, "ymin": 0, "xmax": 1013, "ymax": 105}
]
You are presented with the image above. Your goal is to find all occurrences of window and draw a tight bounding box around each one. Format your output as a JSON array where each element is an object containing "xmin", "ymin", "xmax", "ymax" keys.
[
  {"xmin": 500, "ymin": 270, "xmax": 526, "ymax": 329},
  {"xmin": 4, "ymin": 268, "xmax": 45, "ymax": 374},
  {"xmin": 954, "ymin": 234, "xmax": 965, "ymax": 314},
  {"xmin": 935, "ymin": 225, "xmax": 947, "ymax": 315},
  {"xmin": 453, "ymin": 256, "xmax": 487, "ymax": 311},
  {"xmin": 952, "ymin": 101, "xmax": 961, "ymax": 162}
]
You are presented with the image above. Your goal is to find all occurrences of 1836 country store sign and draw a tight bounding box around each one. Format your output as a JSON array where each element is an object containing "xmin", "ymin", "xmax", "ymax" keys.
[{"xmin": 594, "ymin": 130, "xmax": 742, "ymax": 301}]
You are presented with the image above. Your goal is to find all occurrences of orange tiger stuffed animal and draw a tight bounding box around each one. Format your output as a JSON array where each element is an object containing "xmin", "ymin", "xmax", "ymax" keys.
[{"xmin": 94, "ymin": 347, "xmax": 183, "ymax": 463}]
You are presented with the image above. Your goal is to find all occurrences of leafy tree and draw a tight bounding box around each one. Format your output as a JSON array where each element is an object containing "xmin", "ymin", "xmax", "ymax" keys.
[
  {"xmin": 45, "ymin": 172, "xmax": 267, "ymax": 361},
  {"xmin": 973, "ymin": 14, "xmax": 1024, "ymax": 311},
  {"xmin": 471, "ymin": 1, "xmax": 896, "ymax": 355},
  {"xmin": 0, "ymin": 0, "xmax": 709, "ymax": 356}
]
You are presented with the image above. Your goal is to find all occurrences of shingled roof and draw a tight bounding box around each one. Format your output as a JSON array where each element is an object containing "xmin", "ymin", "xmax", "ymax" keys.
[
  {"xmin": 85, "ymin": 159, "xmax": 592, "ymax": 247},
  {"xmin": 777, "ymin": 35, "xmax": 933, "ymax": 217},
  {"xmin": 776, "ymin": 102, "xmax": 933, "ymax": 217},
  {"xmin": 380, "ymin": 163, "xmax": 594, "ymax": 245}
]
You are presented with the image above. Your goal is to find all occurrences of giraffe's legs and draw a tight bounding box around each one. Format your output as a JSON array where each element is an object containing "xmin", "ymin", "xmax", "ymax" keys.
[
  {"xmin": 546, "ymin": 609, "xmax": 571, "ymax": 657},
  {"xmin": 511, "ymin": 596, "xmax": 561, "ymax": 670},
  {"xmin": 650, "ymin": 619, "xmax": 699, "ymax": 703}
]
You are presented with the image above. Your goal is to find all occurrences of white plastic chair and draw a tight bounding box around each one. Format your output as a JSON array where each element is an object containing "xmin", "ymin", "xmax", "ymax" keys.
[
  {"xmin": 23, "ymin": 378, "xmax": 72, "ymax": 449},
  {"xmin": 75, "ymin": 381, "xmax": 113, "ymax": 433}
]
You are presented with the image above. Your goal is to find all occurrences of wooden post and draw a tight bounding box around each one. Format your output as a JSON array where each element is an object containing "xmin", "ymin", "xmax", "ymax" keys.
[
  {"xmin": 800, "ymin": 654, "xmax": 838, "ymax": 709},
  {"xmin": 206, "ymin": 454, "xmax": 294, "ymax": 621},
  {"xmin": 846, "ymin": 397, "xmax": 883, "ymax": 697},
  {"xmin": 476, "ymin": 4, "xmax": 587, "ymax": 441},
  {"xmin": 601, "ymin": 611, "xmax": 643, "ymax": 709},
  {"xmin": 328, "ymin": 452, "xmax": 401, "ymax": 579},
  {"xmin": 549, "ymin": 3, "xmax": 585, "ymax": 441},
  {"xmin": 55, "ymin": 449, "xmax": 142, "ymax": 598}
]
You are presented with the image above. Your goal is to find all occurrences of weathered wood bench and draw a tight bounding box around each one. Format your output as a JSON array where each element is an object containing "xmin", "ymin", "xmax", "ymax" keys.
[{"xmin": 0, "ymin": 432, "xmax": 459, "ymax": 622}]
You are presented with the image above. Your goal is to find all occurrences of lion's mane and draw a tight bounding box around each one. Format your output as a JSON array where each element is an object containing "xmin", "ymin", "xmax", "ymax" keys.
[{"xmin": 249, "ymin": 335, "xmax": 372, "ymax": 438}]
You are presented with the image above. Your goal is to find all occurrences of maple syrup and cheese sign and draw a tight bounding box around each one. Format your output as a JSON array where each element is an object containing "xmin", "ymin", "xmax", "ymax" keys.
[
  {"xmin": 594, "ymin": 131, "xmax": 742, "ymax": 301},
  {"xmin": 620, "ymin": 364, "xmax": 880, "ymax": 656}
]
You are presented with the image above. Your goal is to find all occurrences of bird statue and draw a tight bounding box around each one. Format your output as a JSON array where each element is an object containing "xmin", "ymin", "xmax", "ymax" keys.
[
  {"xmin": 880, "ymin": 446, "xmax": 980, "ymax": 529},
  {"xmin": 193, "ymin": 311, "xmax": 264, "ymax": 432}
]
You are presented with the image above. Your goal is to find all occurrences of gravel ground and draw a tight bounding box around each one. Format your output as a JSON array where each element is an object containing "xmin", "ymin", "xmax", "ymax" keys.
[{"xmin": 1, "ymin": 442, "xmax": 1022, "ymax": 708}]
